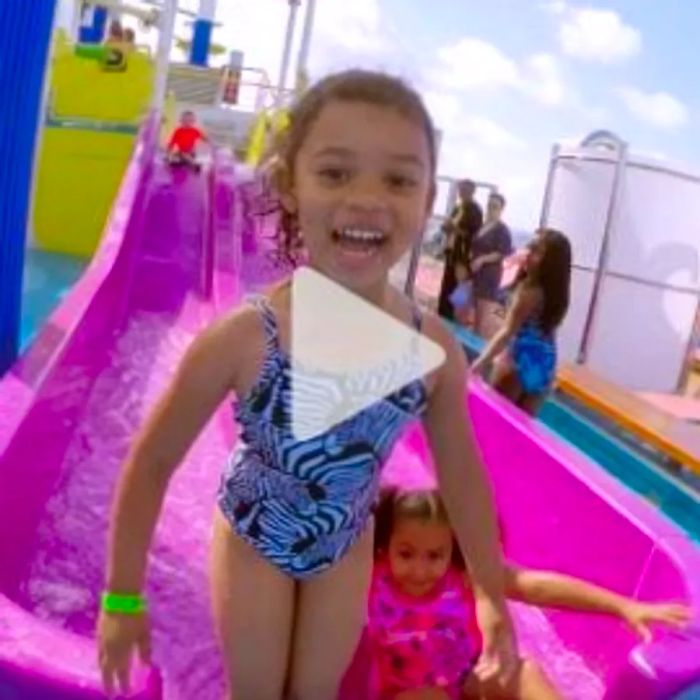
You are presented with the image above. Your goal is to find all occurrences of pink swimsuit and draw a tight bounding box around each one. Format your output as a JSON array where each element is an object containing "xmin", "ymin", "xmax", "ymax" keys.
[{"xmin": 367, "ymin": 559, "xmax": 483, "ymax": 699}]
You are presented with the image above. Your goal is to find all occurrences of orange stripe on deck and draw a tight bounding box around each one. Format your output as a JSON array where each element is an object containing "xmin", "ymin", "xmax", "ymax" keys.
[{"xmin": 557, "ymin": 363, "xmax": 700, "ymax": 475}]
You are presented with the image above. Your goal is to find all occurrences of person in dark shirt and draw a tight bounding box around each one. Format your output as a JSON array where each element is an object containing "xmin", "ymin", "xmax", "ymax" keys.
[
  {"xmin": 471, "ymin": 192, "xmax": 513, "ymax": 338},
  {"xmin": 437, "ymin": 179, "xmax": 483, "ymax": 320}
]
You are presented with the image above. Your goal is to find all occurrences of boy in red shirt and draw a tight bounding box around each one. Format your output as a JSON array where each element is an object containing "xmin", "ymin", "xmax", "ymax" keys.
[{"xmin": 166, "ymin": 110, "xmax": 208, "ymax": 171}]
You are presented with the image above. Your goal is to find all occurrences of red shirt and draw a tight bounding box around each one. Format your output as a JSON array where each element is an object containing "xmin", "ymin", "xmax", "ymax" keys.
[{"xmin": 168, "ymin": 126, "xmax": 204, "ymax": 154}]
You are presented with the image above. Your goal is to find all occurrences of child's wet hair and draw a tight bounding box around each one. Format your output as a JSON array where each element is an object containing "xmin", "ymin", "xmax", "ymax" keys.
[
  {"xmin": 374, "ymin": 486, "xmax": 466, "ymax": 570},
  {"xmin": 266, "ymin": 69, "xmax": 438, "ymax": 264}
]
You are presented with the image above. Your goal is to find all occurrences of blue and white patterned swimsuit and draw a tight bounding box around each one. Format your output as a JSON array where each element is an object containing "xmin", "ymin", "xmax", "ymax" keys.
[{"xmin": 217, "ymin": 295, "xmax": 429, "ymax": 579}]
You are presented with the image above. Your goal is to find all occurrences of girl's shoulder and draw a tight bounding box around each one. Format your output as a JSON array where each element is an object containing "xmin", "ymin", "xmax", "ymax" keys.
[
  {"xmin": 513, "ymin": 282, "xmax": 542, "ymax": 312},
  {"xmin": 188, "ymin": 299, "xmax": 273, "ymax": 395}
]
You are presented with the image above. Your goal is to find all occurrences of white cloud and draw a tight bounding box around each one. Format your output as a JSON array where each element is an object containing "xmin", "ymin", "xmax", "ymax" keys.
[
  {"xmin": 422, "ymin": 91, "xmax": 463, "ymax": 129},
  {"xmin": 542, "ymin": 0, "xmax": 568, "ymax": 16},
  {"xmin": 559, "ymin": 8, "xmax": 641, "ymax": 63},
  {"xmin": 432, "ymin": 38, "xmax": 519, "ymax": 91},
  {"xmin": 617, "ymin": 87, "xmax": 689, "ymax": 128},
  {"xmin": 523, "ymin": 53, "xmax": 567, "ymax": 106},
  {"xmin": 312, "ymin": 0, "xmax": 390, "ymax": 58},
  {"xmin": 423, "ymin": 92, "xmax": 525, "ymax": 150},
  {"xmin": 431, "ymin": 39, "xmax": 568, "ymax": 107},
  {"xmin": 461, "ymin": 116, "xmax": 526, "ymax": 150}
]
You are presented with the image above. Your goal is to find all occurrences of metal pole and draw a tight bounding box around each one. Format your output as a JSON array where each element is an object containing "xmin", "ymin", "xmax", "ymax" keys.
[
  {"xmin": 71, "ymin": 0, "xmax": 83, "ymax": 42},
  {"xmin": 276, "ymin": 0, "xmax": 301, "ymax": 107},
  {"xmin": 538, "ymin": 143, "xmax": 560, "ymax": 229},
  {"xmin": 402, "ymin": 234, "xmax": 424, "ymax": 299},
  {"xmin": 577, "ymin": 132, "xmax": 629, "ymax": 364},
  {"xmin": 677, "ymin": 294, "xmax": 700, "ymax": 393},
  {"xmin": 295, "ymin": 0, "xmax": 316, "ymax": 92},
  {"xmin": 153, "ymin": 0, "xmax": 178, "ymax": 114}
]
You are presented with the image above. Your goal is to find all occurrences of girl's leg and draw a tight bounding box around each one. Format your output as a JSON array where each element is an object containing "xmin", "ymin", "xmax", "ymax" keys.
[
  {"xmin": 490, "ymin": 363, "xmax": 523, "ymax": 405},
  {"xmin": 475, "ymin": 299, "xmax": 502, "ymax": 340},
  {"xmin": 462, "ymin": 658, "xmax": 561, "ymax": 700},
  {"xmin": 517, "ymin": 392, "xmax": 547, "ymax": 417},
  {"xmin": 516, "ymin": 659, "xmax": 561, "ymax": 700},
  {"xmin": 287, "ymin": 524, "xmax": 374, "ymax": 700},
  {"xmin": 209, "ymin": 509, "xmax": 295, "ymax": 700}
]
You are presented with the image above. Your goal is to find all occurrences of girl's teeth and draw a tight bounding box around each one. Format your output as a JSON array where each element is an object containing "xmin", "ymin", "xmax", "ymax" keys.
[{"xmin": 341, "ymin": 228, "xmax": 385, "ymax": 242}]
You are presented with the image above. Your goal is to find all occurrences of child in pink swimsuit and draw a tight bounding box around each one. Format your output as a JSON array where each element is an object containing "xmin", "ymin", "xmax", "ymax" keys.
[{"xmin": 368, "ymin": 487, "xmax": 691, "ymax": 699}]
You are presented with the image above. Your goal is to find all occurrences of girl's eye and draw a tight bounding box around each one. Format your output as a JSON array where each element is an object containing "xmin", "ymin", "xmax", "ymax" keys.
[
  {"xmin": 318, "ymin": 167, "xmax": 349, "ymax": 184},
  {"xmin": 397, "ymin": 549, "xmax": 413, "ymax": 560},
  {"xmin": 386, "ymin": 173, "xmax": 417, "ymax": 190}
]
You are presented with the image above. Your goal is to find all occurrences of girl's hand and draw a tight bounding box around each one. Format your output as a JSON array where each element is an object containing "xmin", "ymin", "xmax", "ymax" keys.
[
  {"xmin": 473, "ymin": 597, "xmax": 519, "ymax": 686},
  {"xmin": 97, "ymin": 610, "xmax": 151, "ymax": 696},
  {"xmin": 621, "ymin": 601, "xmax": 691, "ymax": 642}
]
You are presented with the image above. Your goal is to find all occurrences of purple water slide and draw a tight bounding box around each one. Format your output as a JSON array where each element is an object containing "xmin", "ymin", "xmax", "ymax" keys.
[
  {"xmin": 0, "ymin": 115, "xmax": 232, "ymax": 699},
  {"xmin": 0, "ymin": 113, "xmax": 699, "ymax": 700}
]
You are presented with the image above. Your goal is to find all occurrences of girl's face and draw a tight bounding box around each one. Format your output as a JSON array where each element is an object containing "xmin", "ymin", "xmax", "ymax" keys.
[
  {"xmin": 388, "ymin": 518, "xmax": 453, "ymax": 597},
  {"xmin": 288, "ymin": 100, "xmax": 435, "ymax": 296}
]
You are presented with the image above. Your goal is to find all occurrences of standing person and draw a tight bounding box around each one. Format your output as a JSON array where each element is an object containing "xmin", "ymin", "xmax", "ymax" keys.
[
  {"xmin": 471, "ymin": 228, "xmax": 572, "ymax": 416},
  {"xmin": 437, "ymin": 179, "xmax": 483, "ymax": 320},
  {"xmin": 470, "ymin": 193, "xmax": 513, "ymax": 339},
  {"xmin": 97, "ymin": 70, "xmax": 516, "ymax": 700}
]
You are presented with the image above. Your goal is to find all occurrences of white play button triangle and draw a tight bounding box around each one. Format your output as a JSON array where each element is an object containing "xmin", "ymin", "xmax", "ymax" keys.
[{"xmin": 290, "ymin": 267, "xmax": 446, "ymax": 441}]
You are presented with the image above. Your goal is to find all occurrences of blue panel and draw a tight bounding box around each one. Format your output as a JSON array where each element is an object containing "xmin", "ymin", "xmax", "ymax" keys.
[
  {"xmin": 189, "ymin": 18, "xmax": 213, "ymax": 66},
  {"xmin": 0, "ymin": 0, "xmax": 57, "ymax": 374},
  {"xmin": 78, "ymin": 5, "xmax": 108, "ymax": 44}
]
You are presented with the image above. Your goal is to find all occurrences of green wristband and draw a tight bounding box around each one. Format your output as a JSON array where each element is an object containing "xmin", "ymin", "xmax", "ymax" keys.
[{"xmin": 101, "ymin": 592, "xmax": 147, "ymax": 615}]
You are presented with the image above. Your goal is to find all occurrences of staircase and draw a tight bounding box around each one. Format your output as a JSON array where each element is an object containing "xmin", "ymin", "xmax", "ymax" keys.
[{"xmin": 166, "ymin": 63, "xmax": 222, "ymax": 106}]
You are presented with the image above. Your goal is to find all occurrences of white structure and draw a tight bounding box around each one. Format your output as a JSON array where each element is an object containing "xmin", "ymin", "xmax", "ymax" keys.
[{"xmin": 540, "ymin": 130, "xmax": 700, "ymax": 392}]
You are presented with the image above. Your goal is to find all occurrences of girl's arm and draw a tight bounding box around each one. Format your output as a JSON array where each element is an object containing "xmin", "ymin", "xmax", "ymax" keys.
[
  {"xmin": 472, "ymin": 251, "xmax": 503, "ymax": 268},
  {"xmin": 504, "ymin": 566, "xmax": 691, "ymax": 641},
  {"xmin": 422, "ymin": 319, "xmax": 516, "ymax": 680},
  {"xmin": 470, "ymin": 287, "xmax": 538, "ymax": 375},
  {"xmin": 105, "ymin": 312, "xmax": 250, "ymax": 593}
]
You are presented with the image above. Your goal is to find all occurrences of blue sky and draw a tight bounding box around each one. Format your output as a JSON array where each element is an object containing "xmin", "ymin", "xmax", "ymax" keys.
[
  {"xmin": 57, "ymin": 0, "xmax": 699, "ymax": 229},
  {"xmin": 295, "ymin": 0, "xmax": 700, "ymax": 228}
]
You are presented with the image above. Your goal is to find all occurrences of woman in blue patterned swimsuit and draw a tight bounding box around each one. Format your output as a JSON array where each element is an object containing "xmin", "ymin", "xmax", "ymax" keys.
[
  {"xmin": 471, "ymin": 229, "xmax": 572, "ymax": 416},
  {"xmin": 98, "ymin": 70, "xmax": 517, "ymax": 699}
]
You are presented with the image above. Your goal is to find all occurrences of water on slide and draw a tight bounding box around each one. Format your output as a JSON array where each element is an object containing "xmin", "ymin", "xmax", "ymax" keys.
[{"xmin": 10, "ymin": 163, "xmax": 285, "ymax": 698}]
